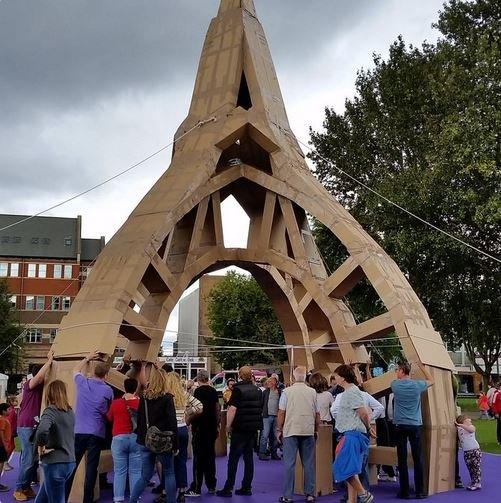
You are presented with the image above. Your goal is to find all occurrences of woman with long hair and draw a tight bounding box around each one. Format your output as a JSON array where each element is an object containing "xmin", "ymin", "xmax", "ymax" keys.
[
  {"xmin": 309, "ymin": 373, "xmax": 333, "ymax": 424},
  {"xmin": 164, "ymin": 372, "xmax": 203, "ymax": 502},
  {"xmin": 34, "ymin": 380, "xmax": 76, "ymax": 503},
  {"xmin": 130, "ymin": 365, "xmax": 178, "ymax": 503}
]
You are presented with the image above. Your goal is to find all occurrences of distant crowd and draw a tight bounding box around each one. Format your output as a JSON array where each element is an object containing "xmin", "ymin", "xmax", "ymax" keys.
[{"xmin": 0, "ymin": 352, "xmax": 495, "ymax": 503}]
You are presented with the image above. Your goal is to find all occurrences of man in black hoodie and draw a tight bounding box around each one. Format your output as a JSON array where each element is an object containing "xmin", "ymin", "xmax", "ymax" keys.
[{"xmin": 216, "ymin": 366, "xmax": 263, "ymax": 497}]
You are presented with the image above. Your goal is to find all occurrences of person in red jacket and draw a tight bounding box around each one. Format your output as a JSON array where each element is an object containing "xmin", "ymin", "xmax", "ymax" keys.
[
  {"xmin": 5, "ymin": 396, "xmax": 18, "ymax": 471},
  {"xmin": 107, "ymin": 378, "xmax": 141, "ymax": 503},
  {"xmin": 491, "ymin": 382, "xmax": 501, "ymax": 445},
  {"xmin": 478, "ymin": 392, "xmax": 489, "ymax": 419}
]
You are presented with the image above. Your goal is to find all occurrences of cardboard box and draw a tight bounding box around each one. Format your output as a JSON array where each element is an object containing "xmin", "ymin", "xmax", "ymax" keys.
[{"xmin": 216, "ymin": 410, "xmax": 228, "ymax": 457}]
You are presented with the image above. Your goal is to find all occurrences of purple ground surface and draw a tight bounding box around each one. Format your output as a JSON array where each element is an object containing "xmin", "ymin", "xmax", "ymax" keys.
[{"xmin": 1, "ymin": 452, "xmax": 498, "ymax": 502}]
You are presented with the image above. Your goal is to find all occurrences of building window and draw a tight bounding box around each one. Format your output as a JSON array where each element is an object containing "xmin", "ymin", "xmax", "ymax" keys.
[
  {"xmin": 53, "ymin": 264, "xmax": 62, "ymax": 279},
  {"xmin": 36, "ymin": 296, "xmax": 45, "ymax": 310},
  {"xmin": 9, "ymin": 263, "xmax": 19, "ymax": 277},
  {"xmin": 62, "ymin": 296, "xmax": 71, "ymax": 310},
  {"xmin": 64, "ymin": 237, "xmax": 72, "ymax": 246},
  {"xmin": 0, "ymin": 263, "xmax": 7, "ymax": 277},
  {"xmin": 9, "ymin": 295, "xmax": 16, "ymax": 308},
  {"xmin": 25, "ymin": 328, "xmax": 42, "ymax": 343},
  {"xmin": 38, "ymin": 264, "xmax": 47, "ymax": 278},
  {"xmin": 49, "ymin": 329, "xmax": 58, "ymax": 343},
  {"xmin": 25, "ymin": 296, "xmax": 35, "ymax": 310},
  {"xmin": 64, "ymin": 265, "xmax": 72, "ymax": 279},
  {"xmin": 51, "ymin": 296, "xmax": 61, "ymax": 310},
  {"xmin": 27, "ymin": 263, "xmax": 36, "ymax": 278}
]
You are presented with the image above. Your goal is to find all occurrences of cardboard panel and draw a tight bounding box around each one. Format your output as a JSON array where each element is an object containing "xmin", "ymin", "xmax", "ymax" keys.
[
  {"xmin": 405, "ymin": 321, "xmax": 454, "ymax": 371},
  {"xmin": 362, "ymin": 371, "xmax": 395, "ymax": 398},
  {"xmin": 216, "ymin": 410, "xmax": 228, "ymax": 457}
]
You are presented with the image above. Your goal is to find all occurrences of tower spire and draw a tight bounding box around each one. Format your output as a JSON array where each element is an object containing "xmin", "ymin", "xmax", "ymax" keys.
[{"xmin": 218, "ymin": 0, "xmax": 256, "ymax": 16}]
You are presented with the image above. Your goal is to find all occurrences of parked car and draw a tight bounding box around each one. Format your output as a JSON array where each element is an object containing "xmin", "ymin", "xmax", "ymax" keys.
[{"xmin": 211, "ymin": 369, "xmax": 267, "ymax": 394}]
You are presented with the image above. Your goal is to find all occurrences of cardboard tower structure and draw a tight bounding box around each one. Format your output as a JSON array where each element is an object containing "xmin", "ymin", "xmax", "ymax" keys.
[{"xmin": 51, "ymin": 0, "xmax": 456, "ymax": 496}]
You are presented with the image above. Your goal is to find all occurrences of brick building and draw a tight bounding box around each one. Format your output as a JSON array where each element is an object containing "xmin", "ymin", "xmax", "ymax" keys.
[{"xmin": 0, "ymin": 214, "xmax": 105, "ymax": 370}]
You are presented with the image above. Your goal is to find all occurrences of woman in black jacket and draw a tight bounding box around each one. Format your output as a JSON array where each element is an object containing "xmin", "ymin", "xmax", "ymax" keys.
[
  {"xmin": 130, "ymin": 365, "xmax": 178, "ymax": 503},
  {"xmin": 34, "ymin": 380, "xmax": 75, "ymax": 503}
]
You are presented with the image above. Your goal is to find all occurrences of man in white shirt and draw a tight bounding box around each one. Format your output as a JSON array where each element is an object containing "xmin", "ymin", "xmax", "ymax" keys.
[
  {"xmin": 276, "ymin": 366, "xmax": 320, "ymax": 503},
  {"xmin": 376, "ymin": 394, "xmax": 397, "ymax": 482}
]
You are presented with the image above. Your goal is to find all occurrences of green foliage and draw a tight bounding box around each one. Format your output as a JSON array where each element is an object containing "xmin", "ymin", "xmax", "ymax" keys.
[
  {"xmin": 457, "ymin": 397, "xmax": 477, "ymax": 412},
  {"xmin": 309, "ymin": 0, "xmax": 500, "ymax": 376},
  {"xmin": 205, "ymin": 272, "xmax": 286, "ymax": 369},
  {"xmin": 472, "ymin": 419, "xmax": 501, "ymax": 454},
  {"xmin": 0, "ymin": 279, "xmax": 24, "ymax": 373}
]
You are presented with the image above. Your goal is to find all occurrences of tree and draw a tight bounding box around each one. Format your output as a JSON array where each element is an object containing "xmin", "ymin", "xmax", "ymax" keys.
[
  {"xmin": 0, "ymin": 279, "xmax": 24, "ymax": 373},
  {"xmin": 205, "ymin": 272, "xmax": 286, "ymax": 369},
  {"xmin": 309, "ymin": 0, "xmax": 500, "ymax": 385}
]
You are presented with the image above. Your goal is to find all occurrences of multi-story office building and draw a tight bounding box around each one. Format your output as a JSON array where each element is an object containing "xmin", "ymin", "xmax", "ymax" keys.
[
  {"xmin": 177, "ymin": 275, "xmax": 224, "ymax": 373},
  {"xmin": 0, "ymin": 214, "xmax": 105, "ymax": 370}
]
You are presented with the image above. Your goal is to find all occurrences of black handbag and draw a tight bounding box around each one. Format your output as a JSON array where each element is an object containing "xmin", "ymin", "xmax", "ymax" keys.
[{"xmin": 144, "ymin": 399, "xmax": 174, "ymax": 454}]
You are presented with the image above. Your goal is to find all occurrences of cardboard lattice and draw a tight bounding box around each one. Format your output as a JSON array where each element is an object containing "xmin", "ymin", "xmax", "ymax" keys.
[{"xmin": 52, "ymin": 0, "xmax": 456, "ymax": 495}]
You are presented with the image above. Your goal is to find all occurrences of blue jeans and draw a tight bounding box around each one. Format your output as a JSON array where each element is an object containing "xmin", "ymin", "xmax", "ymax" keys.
[
  {"xmin": 130, "ymin": 446, "xmax": 176, "ymax": 503},
  {"xmin": 259, "ymin": 416, "xmax": 278, "ymax": 456},
  {"xmin": 111, "ymin": 433, "xmax": 141, "ymax": 502},
  {"xmin": 16, "ymin": 426, "xmax": 39, "ymax": 491},
  {"xmin": 174, "ymin": 426, "xmax": 189, "ymax": 489},
  {"xmin": 282, "ymin": 435, "xmax": 315, "ymax": 499},
  {"xmin": 35, "ymin": 462, "xmax": 76, "ymax": 503},
  {"xmin": 360, "ymin": 447, "xmax": 370, "ymax": 491}
]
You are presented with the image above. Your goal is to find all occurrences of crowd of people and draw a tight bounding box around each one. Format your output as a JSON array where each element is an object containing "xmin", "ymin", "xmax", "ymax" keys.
[{"xmin": 1, "ymin": 351, "xmax": 493, "ymax": 503}]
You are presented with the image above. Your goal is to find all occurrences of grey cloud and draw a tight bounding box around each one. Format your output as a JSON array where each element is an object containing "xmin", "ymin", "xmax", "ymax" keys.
[
  {"xmin": 0, "ymin": 0, "xmax": 441, "ymax": 224},
  {"xmin": 0, "ymin": 0, "xmax": 378, "ymax": 119}
]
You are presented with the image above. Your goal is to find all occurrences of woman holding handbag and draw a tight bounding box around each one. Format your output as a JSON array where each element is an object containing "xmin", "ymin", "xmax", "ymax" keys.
[
  {"xmin": 130, "ymin": 365, "xmax": 178, "ymax": 503},
  {"xmin": 34, "ymin": 380, "xmax": 75, "ymax": 503},
  {"xmin": 165, "ymin": 372, "xmax": 203, "ymax": 502}
]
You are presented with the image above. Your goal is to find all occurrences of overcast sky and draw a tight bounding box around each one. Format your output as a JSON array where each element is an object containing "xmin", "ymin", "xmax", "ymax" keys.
[{"xmin": 0, "ymin": 0, "xmax": 445, "ymax": 346}]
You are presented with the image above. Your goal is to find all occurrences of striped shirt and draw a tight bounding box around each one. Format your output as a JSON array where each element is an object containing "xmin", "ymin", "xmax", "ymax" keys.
[{"xmin": 176, "ymin": 392, "xmax": 203, "ymax": 427}]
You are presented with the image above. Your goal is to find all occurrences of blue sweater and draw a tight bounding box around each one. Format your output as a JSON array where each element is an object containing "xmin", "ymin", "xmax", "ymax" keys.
[{"xmin": 333, "ymin": 430, "xmax": 370, "ymax": 482}]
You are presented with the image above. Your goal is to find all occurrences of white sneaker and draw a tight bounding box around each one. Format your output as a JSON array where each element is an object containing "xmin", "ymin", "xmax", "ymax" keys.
[{"xmin": 466, "ymin": 484, "xmax": 481, "ymax": 491}]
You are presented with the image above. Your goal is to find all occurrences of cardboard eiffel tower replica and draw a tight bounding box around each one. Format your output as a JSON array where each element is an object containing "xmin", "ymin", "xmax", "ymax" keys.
[{"xmin": 51, "ymin": 0, "xmax": 456, "ymax": 497}]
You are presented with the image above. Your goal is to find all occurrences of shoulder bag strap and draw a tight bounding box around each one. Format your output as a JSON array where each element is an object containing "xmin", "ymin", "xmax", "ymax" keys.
[{"xmin": 144, "ymin": 399, "xmax": 150, "ymax": 429}]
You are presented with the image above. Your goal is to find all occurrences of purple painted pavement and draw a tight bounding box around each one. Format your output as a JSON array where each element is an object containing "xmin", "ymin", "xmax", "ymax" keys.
[{"xmin": 0, "ymin": 452, "xmax": 499, "ymax": 502}]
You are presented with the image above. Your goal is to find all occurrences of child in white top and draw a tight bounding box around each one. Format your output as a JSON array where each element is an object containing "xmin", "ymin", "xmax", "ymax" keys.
[{"xmin": 456, "ymin": 414, "xmax": 482, "ymax": 491}]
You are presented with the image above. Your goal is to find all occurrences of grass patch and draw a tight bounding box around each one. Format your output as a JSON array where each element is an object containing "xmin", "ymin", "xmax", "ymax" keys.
[
  {"xmin": 472, "ymin": 419, "xmax": 501, "ymax": 455},
  {"xmin": 458, "ymin": 397, "xmax": 478, "ymax": 412}
]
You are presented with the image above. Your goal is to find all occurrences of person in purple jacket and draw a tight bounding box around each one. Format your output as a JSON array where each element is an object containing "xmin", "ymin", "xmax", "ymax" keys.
[
  {"xmin": 13, "ymin": 351, "xmax": 54, "ymax": 502},
  {"xmin": 65, "ymin": 351, "xmax": 113, "ymax": 503}
]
